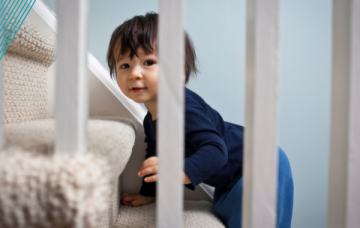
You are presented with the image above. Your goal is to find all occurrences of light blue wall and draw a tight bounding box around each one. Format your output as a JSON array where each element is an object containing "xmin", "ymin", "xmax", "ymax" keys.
[
  {"xmin": 279, "ymin": 1, "xmax": 331, "ymax": 227},
  {"xmin": 41, "ymin": 1, "xmax": 332, "ymax": 227}
]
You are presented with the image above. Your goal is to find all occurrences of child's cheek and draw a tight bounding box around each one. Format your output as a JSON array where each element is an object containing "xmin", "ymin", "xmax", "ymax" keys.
[{"xmin": 118, "ymin": 82, "xmax": 130, "ymax": 98}]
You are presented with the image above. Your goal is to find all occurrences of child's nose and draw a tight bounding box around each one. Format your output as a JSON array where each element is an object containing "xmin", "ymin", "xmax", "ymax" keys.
[{"xmin": 129, "ymin": 66, "xmax": 143, "ymax": 80}]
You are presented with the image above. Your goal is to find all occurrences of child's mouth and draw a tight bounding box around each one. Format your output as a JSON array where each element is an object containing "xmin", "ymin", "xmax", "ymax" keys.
[{"xmin": 131, "ymin": 87, "xmax": 146, "ymax": 93}]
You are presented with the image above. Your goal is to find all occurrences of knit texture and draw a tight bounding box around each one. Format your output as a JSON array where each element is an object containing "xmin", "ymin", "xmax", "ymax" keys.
[
  {"xmin": 6, "ymin": 20, "xmax": 56, "ymax": 67},
  {"xmin": 0, "ymin": 118, "xmax": 136, "ymax": 228},
  {"xmin": 0, "ymin": 148, "xmax": 111, "ymax": 228},
  {"xmin": 115, "ymin": 200, "xmax": 225, "ymax": 228},
  {"xmin": 91, "ymin": 117, "xmax": 137, "ymax": 228},
  {"xmin": 3, "ymin": 19, "xmax": 56, "ymax": 124}
]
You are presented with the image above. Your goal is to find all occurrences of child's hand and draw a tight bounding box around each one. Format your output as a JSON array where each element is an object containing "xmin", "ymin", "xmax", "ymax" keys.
[
  {"xmin": 138, "ymin": 156, "xmax": 158, "ymax": 182},
  {"xmin": 138, "ymin": 156, "xmax": 192, "ymax": 185},
  {"xmin": 120, "ymin": 192, "xmax": 155, "ymax": 207}
]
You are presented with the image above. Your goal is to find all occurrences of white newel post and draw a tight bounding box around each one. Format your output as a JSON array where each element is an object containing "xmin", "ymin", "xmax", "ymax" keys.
[
  {"xmin": 157, "ymin": 0, "xmax": 185, "ymax": 227},
  {"xmin": 242, "ymin": 0, "xmax": 280, "ymax": 228},
  {"xmin": 55, "ymin": 0, "xmax": 89, "ymax": 155},
  {"xmin": 327, "ymin": 0, "xmax": 360, "ymax": 227}
]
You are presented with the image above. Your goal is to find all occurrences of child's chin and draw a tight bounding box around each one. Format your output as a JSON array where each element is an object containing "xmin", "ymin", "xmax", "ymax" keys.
[
  {"xmin": 125, "ymin": 95, "xmax": 145, "ymax": 103},
  {"xmin": 132, "ymin": 98, "xmax": 147, "ymax": 103}
]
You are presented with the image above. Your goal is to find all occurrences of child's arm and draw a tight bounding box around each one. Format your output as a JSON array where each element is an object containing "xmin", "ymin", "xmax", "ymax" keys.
[{"xmin": 183, "ymin": 106, "xmax": 228, "ymax": 190}]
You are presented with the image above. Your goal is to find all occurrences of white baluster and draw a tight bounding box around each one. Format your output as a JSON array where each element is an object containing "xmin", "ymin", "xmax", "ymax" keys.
[
  {"xmin": 55, "ymin": 0, "xmax": 89, "ymax": 155},
  {"xmin": 327, "ymin": 0, "xmax": 360, "ymax": 227},
  {"xmin": 157, "ymin": 0, "xmax": 184, "ymax": 227},
  {"xmin": 242, "ymin": 0, "xmax": 279, "ymax": 227}
]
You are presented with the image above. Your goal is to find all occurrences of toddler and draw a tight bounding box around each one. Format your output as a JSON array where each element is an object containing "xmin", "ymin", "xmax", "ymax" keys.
[{"xmin": 106, "ymin": 12, "xmax": 294, "ymax": 228}]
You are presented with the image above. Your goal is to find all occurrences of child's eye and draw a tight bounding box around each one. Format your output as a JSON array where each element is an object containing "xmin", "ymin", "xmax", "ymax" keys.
[
  {"xmin": 144, "ymin": 60, "xmax": 154, "ymax": 66},
  {"xmin": 120, "ymin": 64, "xmax": 129, "ymax": 69}
]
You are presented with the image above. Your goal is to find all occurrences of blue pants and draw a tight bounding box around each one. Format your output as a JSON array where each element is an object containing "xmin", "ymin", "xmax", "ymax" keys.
[{"xmin": 213, "ymin": 148, "xmax": 294, "ymax": 228}]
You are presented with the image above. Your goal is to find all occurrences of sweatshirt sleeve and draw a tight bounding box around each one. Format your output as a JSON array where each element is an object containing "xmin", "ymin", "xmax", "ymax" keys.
[
  {"xmin": 139, "ymin": 138, "xmax": 157, "ymax": 197},
  {"xmin": 184, "ymin": 106, "xmax": 228, "ymax": 190},
  {"xmin": 139, "ymin": 115, "xmax": 157, "ymax": 197}
]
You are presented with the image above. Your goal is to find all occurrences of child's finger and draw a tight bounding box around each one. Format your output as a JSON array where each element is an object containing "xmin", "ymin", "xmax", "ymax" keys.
[
  {"xmin": 138, "ymin": 165, "xmax": 158, "ymax": 177},
  {"xmin": 144, "ymin": 174, "xmax": 157, "ymax": 183},
  {"xmin": 120, "ymin": 192, "xmax": 129, "ymax": 203},
  {"xmin": 120, "ymin": 196, "xmax": 129, "ymax": 205},
  {"xmin": 141, "ymin": 156, "xmax": 158, "ymax": 170},
  {"xmin": 120, "ymin": 197, "xmax": 129, "ymax": 205}
]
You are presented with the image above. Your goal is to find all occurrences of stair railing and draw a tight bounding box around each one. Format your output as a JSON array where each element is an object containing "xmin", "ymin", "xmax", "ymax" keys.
[
  {"xmin": 157, "ymin": 0, "xmax": 185, "ymax": 227},
  {"xmin": 242, "ymin": 0, "xmax": 280, "ymax": 227},
  {"xmin": 0, "ymin": 0, "xmax": 358, "ymax": 228},
  {"xmin": 55, "ymin": 0, "xmax": 88, "ymax": 156}
]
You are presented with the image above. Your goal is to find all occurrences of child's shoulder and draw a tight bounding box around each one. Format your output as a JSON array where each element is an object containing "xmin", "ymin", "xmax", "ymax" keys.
[{"xmin": 185, "ymin": 87, "xmax": 207, "ymax": 110}]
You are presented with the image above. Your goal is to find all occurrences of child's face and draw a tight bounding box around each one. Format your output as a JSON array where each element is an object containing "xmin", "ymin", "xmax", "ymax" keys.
[{"xmin": 115, "ymin": 47, "xmax": 158, "ymax": 106}]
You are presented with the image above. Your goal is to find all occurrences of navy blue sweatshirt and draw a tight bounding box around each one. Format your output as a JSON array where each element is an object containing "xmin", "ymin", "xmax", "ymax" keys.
[{"xmin": 139, "ymin": 87, "xmax": 244, "ymax": 197}]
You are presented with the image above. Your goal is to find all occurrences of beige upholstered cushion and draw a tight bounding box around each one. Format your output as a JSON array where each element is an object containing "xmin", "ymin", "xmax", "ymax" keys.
[
  {"xmin": 115, "ymin": 200, "xmax": 225, "ymax": 228},
  {"xmin": 0, "ymin": 118, "xmax": 136, "ymax": 228},
  {"xmin": 2, "ymin": 19, "xmax": 56, "ymax": 124}
]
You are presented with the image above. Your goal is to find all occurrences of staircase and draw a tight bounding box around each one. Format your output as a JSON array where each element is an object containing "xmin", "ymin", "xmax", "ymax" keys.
[{"xmin": 0, "ymin": 1, "xmax": 225, "ymax": 227}]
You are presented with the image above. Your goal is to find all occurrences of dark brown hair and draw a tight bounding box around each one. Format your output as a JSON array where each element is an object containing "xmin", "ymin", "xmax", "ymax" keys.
[{"xmin": 106, "ymin": 12, "xmax": 198, "ymax": 84}]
